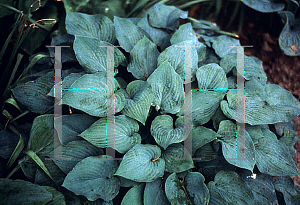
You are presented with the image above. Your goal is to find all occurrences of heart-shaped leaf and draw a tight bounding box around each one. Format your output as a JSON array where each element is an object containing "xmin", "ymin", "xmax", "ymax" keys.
[
  {"xmin": 114, "ymin": 144, "xmax": 165, "ymax": 182},
  {"xmin": 114, "ymin": 16, "xmax": 149, "ymax": 52},
  {"xmin": 150, "ymin": 115, "xmax": 185, "ymax": 149},
  {"xmin": 121, "ymin": 183, "xmax": 145, "ymax": 205},
  {"xmin": 62, "ymin": 156, "xmax": 120, "ymax": 202},
  {"xmin": 221, "ymin": 79, "xmax": 300, "ymax": 125},
  {"xmin": 147, "ymin": 61, "xmax": 184, "ymax": 114},
  {"xmin": 127, "ymin": 36, "xmax": 159, "ymax": 80},
  {"xmin": 144, "ymin": 178, "xmax": 170, "ymax": 205},
  {"xmin": 217, "ymin": 120, "xmax": 256, "ymax": 172},
  {"xmin": 185, "ymin": 172, "xmax": 210, "ymax": 205},
  {"xmin": 65, "ymin": 12, "xmax": 116, "ymax": 44},
  {"xmin": 211, "ymin": 35, "xmax": 240, "ymax": 58},
  {"xmin": 245, "ymin": 125, "xmax": 299, "ymax": 176},
  {"xmin": 147, "ymin": 3, "xmax": 188, "ymax": 30},
  {"xmin": 73, "ymin": 36, "xmax": 125, "ymax": 73},
  {"xmin": 62, "ymin": 72, "xmax": 126, "ymax": 117},
  {"xmin": 242, "ymin": 0, "xmax": 285, "ymax": 13},
  {"xmin": 207, "ymin": 170, "xmax": 255, "ymax": 205},
  {"xmin": 161, "ymin": 143, "xmax": 194, "ymax": 173},
  {"xmin": 121, "ymin": 80, "xmax": 154, "ymax": 125}
]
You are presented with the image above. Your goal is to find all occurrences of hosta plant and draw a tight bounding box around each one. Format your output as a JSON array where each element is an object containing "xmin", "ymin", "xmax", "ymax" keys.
[{"xmin": 1, "ymin": 2, "xmax": 300, "ymax": 205}]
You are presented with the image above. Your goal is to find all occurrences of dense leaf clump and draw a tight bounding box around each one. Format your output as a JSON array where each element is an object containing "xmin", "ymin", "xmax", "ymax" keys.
[{"xmin": 1, "ymin": 2, "xmax": 300, "ymax": 205}]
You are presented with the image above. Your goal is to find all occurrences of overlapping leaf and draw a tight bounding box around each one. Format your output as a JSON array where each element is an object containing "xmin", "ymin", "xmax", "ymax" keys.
[
  {"xmin": 144, "ymin": 178, "xmax": 170, "ymax": 205},
  {"xmin": 242, "ymin": 0, "xmax": 285, "ymax": 13},
  {"xmin": 150, "ymin": 115, "xmax": 185, "ymax": 149},
  {"xmin": 192, "ymin": 126, "xmax": 220, "ymax": 155},
  {"xmin": 62, "ymin": 156, "xmax": 120, "ymax": 202},
  {"xmin": 73, "ymin": 36, "xmax": 125, "ymax": 73},
  {"xmin": 185, "ymin": 172, "xmax": 210, "ymax": 205},
  {"xmin": 121, "ymin": 183, "xmax": 145, "ymax": 205},
  {"xmin": 121, "ymin": 80, "xmax": 154, "ymax": 125},
  {"xmin": 211, "ymin": 35, "xmax": 240, "ymax": 58},
  {"xmin": 79, "ymin": 115, "xmax": 141, "ymax": 154},
  {"xmin": 114, "ymin": 144, "xmax": 165, "ymax": 182},
  {"xmin": 274, "ymin": 176, "xmax": 300, "ymax": 205},
  {"xmin": 147, "ymin": 61, "xmax": 184, "ymax": 114}
]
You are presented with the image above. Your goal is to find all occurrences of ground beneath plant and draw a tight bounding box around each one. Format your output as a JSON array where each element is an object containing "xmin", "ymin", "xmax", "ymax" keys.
[{"xmin": 190, "ymin": 4, "xmax": 300, "ymax": 186}]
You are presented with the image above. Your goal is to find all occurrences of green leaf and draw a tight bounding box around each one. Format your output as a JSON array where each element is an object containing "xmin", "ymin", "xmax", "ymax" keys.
[
  {"xmin": 65, "ymin": 12, "xmax": 116, "ymax": 44},
  {"xmin": 278, "ymin": 11, "xmax": 300, "ymax": 56},
  {"xmin": 62, "ymin": 156, "xmax": 120, "ymax": 202},
  {"xmin": 43, "ymin": 186, "xmax": 66, "ymax": 205},
  {"xmin": 193, "ymin": 143, "xmax": 219, "ymax": 162},
  {"xmin": 79, "ymin": 115, "xmax": 141, "ymax": 154},
  {"xmin": 121, "ymin": 183, "xmax": 145, "ymax": 205},
  {"xmin": 0, "ymin": 178, "xmax": 53, "ymax": 205},
  {"xmin": 114, "ymin": 144, "xmax": 165, "ymax": 182},
  {"xmin": 242, "ymin": 0, "xmax": 285, "ymax": 13},
  {"xmin": 165, "ymin": 173, "xmax": 193, "ymax": 205},
  {"xmin": 240, "ymin": 171, "xmax": 278, "ymax": 205},
  {"xmin": 245, "ymin": 125, "xmax": 299, "ymax": 176},
  {"xmin": 161, "ymin": 143, "xmax": 194, "ymax": 173},
  {"xmin": 127, "ymin": 36, "xmax": 159, "ymax": 80},
  {"xmin": 62, "ymin": 72, "xmax": 125, "ymax": 117},
  {"xmin": 121, "ymin": 80, "xmax": 154, "ymax": 125},
  {"xmin": 73, "ymin": 36, "xmax": 125, "ymax": 73},
  {"xmin": 144, "ymin": 178, "xmax": 170, "ymax": 205},
  {"xmin": 157, "ymin": 41, "xmax": 198, "ymax": 81},
  {"xmin": 49, "ymin": 140, "xmax": 103, "ymax": 174},
  {"xmin": 207, "ymin": 170, "xmax": 255, "ymax": 205},
  {"xmin": 280, "ymin": 129, "xmax": 298, "ymax": 156},
  {"xmin": 221, "ymin": 79, "xmax": 300, "ymax": 125},
  {"xmin": 274, "ymin": 176, "xmax": 300, "ymax": 205},
  {"xmin": 192, "ymin": 126, "xmax": 220, "ymax": 155},
  {"xmin": 217, "ymin": 120, "xmax": 256, "ymax": 172},
  {"xmin": 185, "ymin": 172, "xmax": 210, "ymax": 205},
  {"xmin": 114, "ymin": 16, "xmax": 149, "ymax": 52},
  {"xmin": 211, "ymin": 35, "xmax": 240, "ymax": 58},
  {"xmin": 150, "ymin": 115, "xmax": 185, "ymax": 150},
  {"xmin": 137, "ymin": 15, "xmax": 171, "ymax": 50},
  {"xmin": 11, "ymin": 74, "xmax": 53, "ymax": 114},
  {"xmin": 116, "ymin": 176, "xmax": 141, "ymax": 188},
  {"xmin": 196, "ymin": 63, "xmax": 228, "ymax": 90},
  {"xmin": 147, "ymin": 61, "xmax": 184, "ymax": 114},
  {"xmin": 147, "ymin": 3, "xmax": 188, "ymax": 30},
  {"xmin": 61, "ymin": 0, "xmax": 88, "ymax": 12}
]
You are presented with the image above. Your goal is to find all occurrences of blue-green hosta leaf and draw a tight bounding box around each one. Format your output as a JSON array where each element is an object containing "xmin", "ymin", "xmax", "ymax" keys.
[
  {"xmin": 43, "ymin": 186, "xmax": 66, "ymax": 205},
  {"xmin": 49, "ymin": 140, "xmax": 103, "ymax": 175},
  {"xmin": 65, "ymin": 12, "xmax": 116, "ymax": 44},
  {"xmin": 242, "ymin": 0, "xmax": 285, "ymax": 13},
  {"xmin": 150, "ymin": 115, "xmax": 185, "ymax": 150},
  {"xmin": 220, "ymin": 53, "xmax": 267, "ymax": 83},
  {"xmin": 280, "ymin": 129, "xmax": 298, "ymax": 156},
  {"xmin": 11, "ymin": 74, "xmax": 53, "ymax": 114},
  {"xmin": 114, "ymin": 16, "xmax": 149, "ymax": 52},
  {"xmin": 177, "ymin": 90, "xmax": 224, "ymax": 125},
  {"xmin": 62, "ymin": 156, "xmax": 120, "ymax": 202},
  {"xmin": 245, "ymin": 125, "xmax": 299, "ymax": 176},
  {"xmin": 211, "ymin": 106, "xmax": 229, "ymax": 131},
  {"xmin": 144, "ymin": 178, "xmax": 170, "ymax": 205},
  {"xmin": 79, "ymin": 115, "xmax": 141, "ymax": 154},
  {"xmin": 147, "ymin": 3, "xmax": 188, "ymax": 30},
  {"xmin": 127, "ymin": 36, "xmax": 159, "ymax": 80},
  {"xmin": 196, "ymin": 63, "xmax": 228, "ymax": 90},
  {"xmin": 240, "ymin": 171, "xmax": 278, "ymax": 205},
  {"xmin": 165, "ymin": 173, "xmax": 193, "ymax": 205},
  {"xmin": 211, "ymin": 35, "xmax": 240, "ymax": 58},
  {"xmin": 0, "ymin": 178, "xmax": 53, "ymax": 204},
  {"xmin": 116, "ymin": 176, "xmax": 140, "ymax": 188},
  {"xmin": 147, "ymin": 61, "xmax": 184, "ymax": 114},
  {"xmin": 193, "ymin": 143, "xmax": 219, "ymax": 162},
  {"xmin": 114, "ymin": 144, "xmax": 165, "ymax": 182},
  {"xmin": 157, "ymin": 41, "xmax": 198, "ymax": 81},
  {"xmin": 278, "ymin": 11, "xmax": 300, "ymax": 56},
  {"xmin": 217, "ymin": 120, "xmax": 256, "ymax": 172},
  {"xmin": 48, "ymin": 72, "xmax": 86, "ymax": 97},
  {"xmin": 170, "ymin": 23, "xmax": 206, "ymax": 62},
  {"xmin": 62, "ymin": 72, "xmax": 125, "ymax": 117},
  {"xmin": 161, "ymin": 143, "xmax": 194, "ymax": 173},
  {"xmin": 192, "ymin": 126, "xmax": 221, "ymax": 155},
  {"xmin": 185, "ymin": 172, "xmax": 210, "ymax": 205},
  {"xmin": 207, "ymin": 170, "xmax": 255, "ymax": 205},
  {"xmin": 73, "ymin": 36, "xmax": 125, "ymax": 73},
  {"xmin": 122, "ymin": 80, "xmax": 154, "ymax": 125},
  {"xmin": 192, "ymin": 19, "xmax": 220, "ymax": 36},
  {"xmin": 137, "ymin": 15, "xmax": 171, "ymax": 50},
  {"xmin": 221, "ymin": 79, "xmax": 300, "ymax": 125},
  {"xmin": 121, "ymin": 183, "xmax": 145, "ymax": 205},
  {"xmin": 274, "ymin": 176, "xmax": 300, "ymax": 205},
  {"xmin": 275, "ymin": 121, "xmax": 296, "ymax": 136}
]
